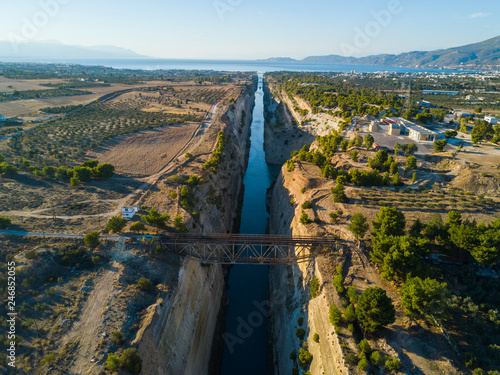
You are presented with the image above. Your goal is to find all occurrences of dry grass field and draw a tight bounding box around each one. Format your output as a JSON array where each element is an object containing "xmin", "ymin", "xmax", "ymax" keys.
[{"xmin": 86, "ymin": 123, "xmax": 200, "ymax": 176}]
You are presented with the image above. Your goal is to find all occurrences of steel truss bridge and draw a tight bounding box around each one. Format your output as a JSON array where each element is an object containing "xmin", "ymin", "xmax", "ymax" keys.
[{"xmin": 159, "ymin": 233, "xmax": 338, "ymax": 265}]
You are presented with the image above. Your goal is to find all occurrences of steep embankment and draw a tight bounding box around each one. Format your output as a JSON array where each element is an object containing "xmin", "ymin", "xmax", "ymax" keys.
[
  {"xmin": 263, "ymin": 80, "xmax": 337, "ymax": 165},
  {"xmin": 136, "ymin": 83, "xmax": 256, "ymax": 375},
  {"xmin": 267, "ymin": 167, "xmax": 350, "ymax": 375}
]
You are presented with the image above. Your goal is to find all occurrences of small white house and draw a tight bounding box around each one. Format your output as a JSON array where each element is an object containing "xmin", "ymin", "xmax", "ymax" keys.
[
  {"xmin": 484, "ymin": 116, "xmax": 499, "ymax": 125},
  {"xmin": 122, "ymin": 207, "xmax": 139, "ymax": 219}
]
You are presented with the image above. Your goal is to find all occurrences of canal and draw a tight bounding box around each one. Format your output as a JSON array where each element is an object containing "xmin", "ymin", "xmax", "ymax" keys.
[{"xmin": 220, "ymin": 74, "xmax": 280, "ymax": 374}]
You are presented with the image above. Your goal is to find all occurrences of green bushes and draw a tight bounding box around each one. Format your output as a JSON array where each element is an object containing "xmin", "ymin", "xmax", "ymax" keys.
[
  {"xmin": 298, "ymin": 348, "xmax": 312, "ymax": 369},
  {"xmin": 313, "ymin": 333, "xmax": 319, "ymax": 343},
  {"xmin": 0, "ymin": 216, "xmax": 12, "ymax": 229},
  {"xmin": 299, "ymin": 212, "xmax": 311, "ymax": 225},
  {"xmin": 0, "ymin": 162, "xmax": 18, "ymax": 178},
  {"xmin": 84, "ymin": 232, "xmax": 100, "ymax": 248},
  {"xmin": 296, "ymin": 328, "xmax": 306, "ymax": 340},
  {"xmin": 105, "ymin": 348, "xmax": 142, "ymax": 374},
  {"xmin": 137, "ymin": 278, "xmax": 154, "ymax": 291},
  {"xmin": 203, "ymin": 131, "xmax": 227, "ymax": 172},
  {"xmin": 173, "ymin": 215, "xmax": 188, "ymax": 233},
  {"xmin": 356, "ymin": 287, "xmax": 395, "ymax": 334},
  {"xmin": 107, "ymin": 216, "xmax": 127, "ymax": 233},
  {"xmin": 302, "ymin": 201, "xmax": 312, "ymax": 209},
  {"xmin": 333, "ymin": 265, "xmax": 344, "ymax": 293},
  {"xmin": 310, "ymin": 276, "xmax": 320, "ymax": 298},
  {"xmin": 329, "ymin": 304, "xmax": 342, "ymax": 327}
]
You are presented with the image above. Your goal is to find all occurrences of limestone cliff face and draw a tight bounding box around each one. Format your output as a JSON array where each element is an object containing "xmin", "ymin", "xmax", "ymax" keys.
[
  {"xmin": 268, "ymin": 167, "xmax": 349, "ymax": 375},
  {"xmin": 263, "ymin": 80, "xmax": 341, "ymax": 166},
  {"xmin": 137, "ymin": 87, "xmax": 255, "ymax": 375}
]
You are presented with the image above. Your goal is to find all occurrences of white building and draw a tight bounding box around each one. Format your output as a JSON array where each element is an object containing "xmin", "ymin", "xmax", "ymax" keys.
[
  {"xmin": 122, "ymin": 207, "xmax": 139, "ymax": 219},
  {"xmin": 485, "ymin": 116, "xmax": 499, "ymax": 125}
]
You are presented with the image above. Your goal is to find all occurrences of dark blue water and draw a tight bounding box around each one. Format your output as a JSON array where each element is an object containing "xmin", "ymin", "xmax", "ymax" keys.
[
  {"xmin": 0, "ymin": 57, "xmax": 467, "ymax": 74},
  {"xmin": 220, "ymin": 75, "xmax": 280, "ymax": 374}
]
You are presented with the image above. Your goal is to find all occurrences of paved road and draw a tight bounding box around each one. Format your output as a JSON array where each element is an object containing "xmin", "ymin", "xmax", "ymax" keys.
[{"xmin": 0, "ymin": 229, "xmax": 128, "ymax": 241}]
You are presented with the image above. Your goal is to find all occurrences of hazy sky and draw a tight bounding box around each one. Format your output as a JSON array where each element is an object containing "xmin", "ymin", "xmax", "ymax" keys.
[{"xmin": 1, "ymin": 0, "xmax": 499, "ymax": 59}]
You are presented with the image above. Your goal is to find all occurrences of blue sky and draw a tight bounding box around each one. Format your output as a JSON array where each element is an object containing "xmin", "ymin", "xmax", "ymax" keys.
[{"xmin": 1, "ymin": 0, "xmax": 499, "ymax": 59}]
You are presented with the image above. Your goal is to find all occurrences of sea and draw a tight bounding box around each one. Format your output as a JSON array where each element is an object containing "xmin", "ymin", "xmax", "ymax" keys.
[{"xmin": 0, "ymin": 57, "xmax": 468, "ymax": 74}]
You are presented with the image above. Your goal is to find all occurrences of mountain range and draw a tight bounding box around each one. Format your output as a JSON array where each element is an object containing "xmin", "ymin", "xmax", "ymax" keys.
[
  {"xmin": 0, "ymin": 40, "xmax": 147, "ymax": 60},
  {"xmin": 262, "ymin": 35, "xmax": 500, "ymax": 70}
]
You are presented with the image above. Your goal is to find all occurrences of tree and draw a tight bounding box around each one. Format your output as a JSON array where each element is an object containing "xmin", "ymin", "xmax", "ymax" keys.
[
  {"xmin": 400, "ymin": 276, "xmax": 448, "ymax": 319},
  {"xmin": 350, "ymin": 149, "xmax": 359, "ymax": 162},
  {"xmin": 347, "ymin": 286, "xmax": 358, "ymax": 304},
  {"xmin": 371, "ymin": 235, "xmax": 429, "ymax": 281},
  {"xmin": 310, "ymin": 276, "xmax": 320, "ymax": 298},
  {"xmin": 444, "ymin": 130, "xmax": 457, "ymax": 139},
  {"xmin": 355, "ymin": 135, "xmax": 363, "ymax": 147},
  {"xmin": 130, "ymin": 221, "xmax": 146, "ymax": 234},
  {"xmin": 356, "ymin": 287, "xmax": 396, "ymax": 334},
  {"xmin": 313, "ymin": 333, "xmax": 319, "ymax": 343},
  {"xmin": 372, "ymin": 207, "xmax": 406, "ymax": 238},
  {"xmin": 302, "ymin": 201, "xmax": 312, "ymax": 209},
  {"xmin": 394, "ymin": 142, "xmax": 401, "ymax": 158},
  {"xmin": 434, "ymin": 139, "xmax": 447, "ymax": 152},
  {"xmin": 84, "ymin": 232, "xmax": 100, "ymax": 248},
  {"xmin": 95, "ymin": 163, "xmax": 115, "ymax": 178},
  {"xmin": 406, "ymin": 156, "xmax": 417, "ymax": 170},
  {"xmin": 340, "ymin": 139, "xmax": 348, "ymax": 152},
  {"xmin": 329, "ymin": 304, "xmax": 342, "ymax": 327},
  {"xmin": 389, "ymin": 161, "xmax": 398, "ymax": 175},
  {"xmin": 299, "ymin": 211, "xmax": 311, "ymax": 225},
  {"xmin": 359, "ymin": 338, "xmax": 372, "ymax": 354},
  {"xmin": 331, "ymin": 176, "xmax": 348, "ymax": 203},
  {"xmin": 364, "ymin": 134, "xmax": 374, "ymax": 149},
  {"xmin": 343, "ymin": 304, "xmax": 357, "ymax": 323},
  {"xmin": 107, "ymin": 216, "xmax": 127, "ymax": 233},
  {"xmin": 391, "ymin": 172, "xmax": 403, "ymax": 186},
  {"xmin": 471, "ymin": 122, "xmax": 494, "ymax": 144},
  {"xmin": 400, "ymin": 143, "xmax": 418, "ymax": 157},
  {"xmin": 348, "ymin": 213, "xmax": 369, "ymax": 242},
  {"xmin": 0, "ymin": 216, "xmax": 12, "ymax": 229},
  {"xmin": 119, "ymin": 348, "xmax": 142, "ymax": 375},
  {"xmin": 141, "ymin": 207, "xmax": 170, "ymax": 233},
  {"xmin": 333, "ymin": 265, "xmax": 344, "ymax": 293},
  {"xmin": 173, "ymin": 215, "xmax": 188, "ymax": 233},
  {"xmin": 446, "ymin": 211, "xmax": 462, "ymax": 227},
  {"xmin": 73, "ymin": 166, "xmax": 92, "ymax": 182}
]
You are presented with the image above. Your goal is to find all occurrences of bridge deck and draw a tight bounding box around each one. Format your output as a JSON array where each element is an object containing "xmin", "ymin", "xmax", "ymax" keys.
[{"xmin": 159, "ymin": 233, "xmax": 338, "ymax": 265}]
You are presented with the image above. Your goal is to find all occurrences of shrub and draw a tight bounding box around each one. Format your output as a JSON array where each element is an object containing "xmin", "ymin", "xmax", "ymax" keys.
[
  {"xmin": 300, "ymin": 187, "xmax": 307, "ymax": 194},
  {"xmin": 84, "ymin": 232, "xmax": 100, "ymax": 248},
  {"xmin": 0, "ymin": 216, "xmax": 12, "ymax": 229},
  {"xmin": 111, "ymin": 331, "xmax": 124, "ymax": 346},
  {"xmin": 359, "ymin": 338, "xmax": 371, "ymax": 354},
  {"xmin": 302, "ymin": 201, "xmax": 312, "ymax": 209},
  {"xmin": 329, "ymin": 304, "xmax": 342, "ymax": 327},
  {"xmin": 348, "ymin": 323, "xmax": 354, "ymax": 333},
  {"xmin": 169, "ymin": 191, "xmax": 178, "ymax": 199},
  {"xmin": 297, "ymin": 317, "xmax": 303, "ymax": 326},
  {"xmin": 290, "ymin": 350, "xmax": 297, "ymax": 360},
  {"xmin": 345, "ymin": 351, "xmax": 358, "ymax": 366},
  {"xmin": 333, "ymin": 266, "xmax": 344, "ymax": 293},
  {"xmin": 313, "ymin": 333, "xmax": 319, "ymax": 343},
  {"xmin": 105, "ymin": 353, "xmax": 121, "ymax": 371},
  {"xmin": 137, "ymin": 278, "xmax": 153, "ymax": 291},
  {"xmin": 358, "ymin": 357, "xmax": 368, "ymax": 371},
  {"xmin": 173, "ymin": 215, "xmax": 189, "ymax": 233},
  {"xmin": 40, "ymin": 353, "xmax": 56, "ymax": 365},
  {"xmin": 299, "ymin": 212, "xmax": 311, "ymax": 225},
  {"xmin": 384, "ymin": 356, "xmax": 401, "ymax": 371},
  {"xmin": 25, "ymin": 250, "xmax": 38, "ymax": 260},
  {"xmin": 310, "ymin": 276, "xmax": 320, "ymax": 298},
  {"xmin": 296, "ymin": 328, "xmax": 306, "ymax": 340},
  {"xmin": 370, "ymin": 351, "xmax": 384, "ymax": 366},
  {"xmin": 70, "ymin": 177, "xmax": 80, "ymax": 186},
  {"xmin": 185, "ymin": 152, "xmax": 194, "ymax": 159},
  {"xmin": 298, "ymin": 348, "xmax": 312, "ymax": 369}
]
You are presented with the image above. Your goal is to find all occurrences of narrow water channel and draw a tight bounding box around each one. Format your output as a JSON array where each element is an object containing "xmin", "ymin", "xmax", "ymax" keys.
[{"xmin": 220, "ymin": 74, "xmax": 280, "ymax": 374}]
